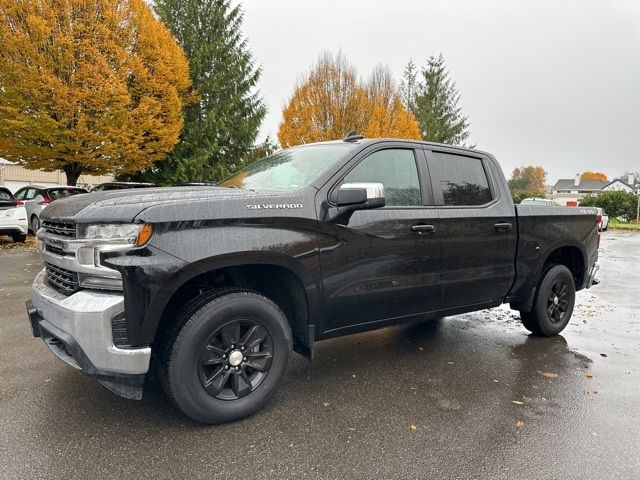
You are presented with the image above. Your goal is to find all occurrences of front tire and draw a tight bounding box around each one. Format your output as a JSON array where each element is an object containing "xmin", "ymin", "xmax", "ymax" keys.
[
  {"xmin": 11, "ymin": 232, "xmax": 27, "ymax": 243},
  {"xmin": 30, "ymin": 215, "xmax": 40, "ymax": 234},
  {"xmin": 520, "ymin": 264, "xmax": 575, "ymax": 336},
  {"xmin": 159, "ymin": 289, "xmax": 292, "ymax": 424}
]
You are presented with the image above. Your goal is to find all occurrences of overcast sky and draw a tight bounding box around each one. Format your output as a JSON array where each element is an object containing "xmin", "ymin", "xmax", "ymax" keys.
[{"xmin": 240, "ymin": 0, "xmax": 640, "ymax": 182}]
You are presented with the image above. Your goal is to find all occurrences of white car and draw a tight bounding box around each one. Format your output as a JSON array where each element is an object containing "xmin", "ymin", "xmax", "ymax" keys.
[
  {"xmin": 0, "ymin": 186, "xmax": 28, "ymax": 242},
  {"xmin": 519, "ymin": 198, "xmax": 562, "ymax": 206},
  {"xmin": 596, "ymin": 207, "xmax": 609, "ymax": 231}
]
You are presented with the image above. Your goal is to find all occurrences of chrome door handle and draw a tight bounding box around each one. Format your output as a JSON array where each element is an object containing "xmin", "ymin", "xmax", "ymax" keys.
[
  {"xmin": 494, "ymin": 222, "xmax": 512, "ymax": 232},
  {"xmin": 411, "ymin": 224, "xmax": 436, "ymax": 234}
]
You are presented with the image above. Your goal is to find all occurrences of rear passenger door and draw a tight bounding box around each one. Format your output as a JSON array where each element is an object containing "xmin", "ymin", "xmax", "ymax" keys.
[{"xmin": 425, "ymin": 148, "xmax": 517, "ymax": 308}]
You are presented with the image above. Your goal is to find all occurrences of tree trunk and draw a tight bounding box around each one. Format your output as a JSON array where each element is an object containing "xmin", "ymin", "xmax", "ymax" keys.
[{"xmin": 62, "ymin": 163, "xmax": 82, "ymax": 186}]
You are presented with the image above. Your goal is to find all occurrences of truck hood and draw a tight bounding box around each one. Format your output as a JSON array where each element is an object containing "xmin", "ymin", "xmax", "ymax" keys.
[{"xmin": 40, "ymin": 187, "xmax": 302, "ymax": 224}]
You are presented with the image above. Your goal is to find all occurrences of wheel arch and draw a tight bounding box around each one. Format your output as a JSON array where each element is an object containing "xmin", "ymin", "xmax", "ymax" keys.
[
  {"xmin": 151, "ymin": 254, "xmax": 316, "ymax": 358},
  {"xmin": 542, "ymin": 244, "xmax": 586, "ymax": 290},
  {"xmin": 510, "ymin": 242, "xmax": 586, "ymax": 313}
]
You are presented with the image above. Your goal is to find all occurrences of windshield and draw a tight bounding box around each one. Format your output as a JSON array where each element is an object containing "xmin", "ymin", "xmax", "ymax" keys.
[{"xmin": 218, "ymin": 143, "xmax": 355, "ymax": 191}]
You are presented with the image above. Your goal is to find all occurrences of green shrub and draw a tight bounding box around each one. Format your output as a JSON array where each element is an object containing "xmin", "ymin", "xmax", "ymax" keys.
[
  {"xmin": 511, "ymin": 190, "xmax": 545, "ymax": 204},
  {"xmin": 580, "ymin": 191, "xmax": 638, "ymax": 220}
]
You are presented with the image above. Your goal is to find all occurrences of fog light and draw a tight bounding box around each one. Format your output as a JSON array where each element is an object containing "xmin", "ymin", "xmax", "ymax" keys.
[
  {"xmin": 78, "ymin": 274, "xmax": 123, "ymax": 290},
  {"xmin": 76, "ymin": 246, "xmax": 95, "ymax": 266}
]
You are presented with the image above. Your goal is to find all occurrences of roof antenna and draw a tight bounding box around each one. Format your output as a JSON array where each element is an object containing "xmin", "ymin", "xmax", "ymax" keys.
[{"xmin": 343, "ymin": 131, "xmax": 364, "ymax": 142}]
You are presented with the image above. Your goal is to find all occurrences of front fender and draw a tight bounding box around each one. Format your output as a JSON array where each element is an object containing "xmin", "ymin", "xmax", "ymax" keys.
[{"xmin": 113, "ymin": 220, "xmax": 322, "ymax": 346}]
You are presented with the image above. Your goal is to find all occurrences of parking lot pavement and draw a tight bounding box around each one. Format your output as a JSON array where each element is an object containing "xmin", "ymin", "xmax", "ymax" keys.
[{"xmin": 0, "ymin": 231, "xmax": 639, "ymax": 480}]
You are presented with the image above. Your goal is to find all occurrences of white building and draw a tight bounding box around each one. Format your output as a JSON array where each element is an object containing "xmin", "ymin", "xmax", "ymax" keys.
[
  {"xmin": 0, "ymin": 158, "xmax": 113, "ymax": 193},
  {"xmin": 551, "ymin": 174, "xmax": 607, "ymax": 205},
  {"xmin": 603, "ymin": 174, "xmax": 638, "ymax": 194}
]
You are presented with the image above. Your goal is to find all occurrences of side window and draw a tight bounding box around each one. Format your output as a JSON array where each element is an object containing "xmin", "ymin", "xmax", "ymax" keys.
[
  {"xmin": 342, "ymin": 149, "xmax": 421, "ymax": 206},
  {"xmin": 428, "ymin": 152, "xmax": 492, "ymax": 206},
  {"xmin": 17, "ymin": 188, "xmax": 36, "ymax": 200}
]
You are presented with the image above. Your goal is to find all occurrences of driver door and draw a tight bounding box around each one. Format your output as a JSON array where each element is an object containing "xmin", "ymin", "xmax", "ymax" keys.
[{"xmin": 318, "ymin": 146, "xmax": 442, "ymax": 335}]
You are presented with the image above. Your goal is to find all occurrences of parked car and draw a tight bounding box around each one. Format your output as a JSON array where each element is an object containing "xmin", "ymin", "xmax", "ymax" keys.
[
  {"xmin": 92, "ymin": 182, "xmax": 157, "ymax": 191},
  {"xmin": 14, "ymin": 185, "xmax": 88, "ymax": 233},
  {"xmin": 520, "ymin": 198, "xmax": 561, "ymax": 206},
  {"xmin": 27, "ymin": 136, "xmax": 601, "ymax": 424},
  {"xmin": 0, "ymin": 187, "xmax": 28, "ymax": 242},
  {"xmin": 595, "ymin": 208, "xmax": 609, "ymax": 231}
]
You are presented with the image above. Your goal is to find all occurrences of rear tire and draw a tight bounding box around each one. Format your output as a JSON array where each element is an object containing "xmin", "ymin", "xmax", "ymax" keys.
[
  {"xmin": 520, "ymin": 264, "xmax": 575, "ymax": 336},
  {"xmin": 159, "ymin": 289, "xmax": 292, "ymax": 424},
  {"xmin": 10, "ymin": 233, "xmax": 27, "ymax": 243}
]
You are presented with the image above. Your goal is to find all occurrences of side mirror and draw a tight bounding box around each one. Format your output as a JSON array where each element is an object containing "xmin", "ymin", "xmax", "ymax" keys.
[{"xmin": 336, "ymin": 182, "xmax": 385, "ymax": 211}]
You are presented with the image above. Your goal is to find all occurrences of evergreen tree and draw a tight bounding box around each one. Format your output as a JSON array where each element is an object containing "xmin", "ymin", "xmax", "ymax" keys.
[
  {"xmin": 404, "ymin": 54, "xmax": 472, "ymax": 146},
  {"xmin": 148, "ymin": 0, "xmax": 266, "ymax": 184},
  {"xmin": 399, "ymin": 59, "xmax": 419, "ymax": 112}
]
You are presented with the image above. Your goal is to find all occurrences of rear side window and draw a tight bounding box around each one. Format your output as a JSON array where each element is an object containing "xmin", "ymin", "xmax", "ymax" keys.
[
  {"xmin": 0, "ymin": 188, "xmax": 16, "ymax": 206},
  {"xmin": 427, "ymin": 152, "xmax": 492, "ymax": 206},
  {"xmin": 47, "ymin": 188, "xmax": 87, "ymax": 201},
  {"xmin": 342, "ymin": 149, "xmax": 421, "ymax": 206}
]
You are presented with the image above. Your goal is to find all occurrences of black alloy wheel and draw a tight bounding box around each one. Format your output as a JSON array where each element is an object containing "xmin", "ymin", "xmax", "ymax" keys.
[
  {"xmin": 546, "ymin": 280, "xmax": 570, "ymax": 324},
  {"xmin": 198, "ymin": 319, "xmax": 273, "ymax": 400}
]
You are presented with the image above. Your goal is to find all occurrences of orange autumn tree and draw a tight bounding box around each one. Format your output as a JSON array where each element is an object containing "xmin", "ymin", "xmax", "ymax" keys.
[
  {"xmin": 0, "ymin": 0, "xmax": 192, "ymax": 185},
  {"xmin": 580, "ymin": 171, "xmax": 608, "ymax": 183},
  {"xmin": 278, "ymin": 52, "xmax": 420, "ymax": 148},
  {"xmin": 363, "ymin": 64, "xmax": 421, "ymax": 139}
]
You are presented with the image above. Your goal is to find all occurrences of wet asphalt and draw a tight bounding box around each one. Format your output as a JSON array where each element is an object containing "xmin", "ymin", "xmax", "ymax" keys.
[{"xmin": 0, "ymin": 232, "xmax": 638, "ymax": 480}]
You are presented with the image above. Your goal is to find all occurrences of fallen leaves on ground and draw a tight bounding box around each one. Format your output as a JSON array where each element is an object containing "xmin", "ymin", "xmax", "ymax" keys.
[
  {"xmin": 516, "ymin": 421, "xmax": 525, "ymax": 428},
  {"xmin": 322, "ymin": 401, "xmax": 331, "ymax": 408},
  {"xmin": 512, "ymin": 400, "xmax": 524, "ymax": 405},
  {"xmin": 586, "ymin": 373, "xmax": 594, "ymax": 379},
  {"xmin": 542, "ymin": 372, "xmax": 558, "ymax": 378},
  {"xmin": 0, "ymin": 235, "xmax": 38, "ymax": 252},
  {"xmin": 410, "ymin": 424, "xmax": 417, "ymax": 431}
]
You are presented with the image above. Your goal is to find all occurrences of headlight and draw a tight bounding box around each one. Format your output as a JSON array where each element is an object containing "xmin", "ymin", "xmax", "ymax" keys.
[
  {"xmin": 85, "ymin": 224, "xmax": 140, "ymax": 242},
  {"xmin": 82, "ymin": 223, "xmax": 153, "ymax": 246}
]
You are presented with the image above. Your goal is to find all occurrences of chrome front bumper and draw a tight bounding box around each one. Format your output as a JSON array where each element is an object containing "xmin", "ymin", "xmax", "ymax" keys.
[{"xmin": 29, "ymin": 269, "xmax": 151, "ymax": 375}]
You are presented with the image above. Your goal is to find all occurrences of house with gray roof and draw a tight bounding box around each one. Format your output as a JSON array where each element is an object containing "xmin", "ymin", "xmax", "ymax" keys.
[
  {"xmin": 604, "ymin": 177, "xmax": 639, "ymax": 194},
  {"xmin": 551, "ymin": 174, "xmax": 607, "ymax": 205}
]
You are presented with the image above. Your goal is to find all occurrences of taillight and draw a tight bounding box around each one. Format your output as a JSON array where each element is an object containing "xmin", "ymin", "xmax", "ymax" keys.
[
  {"xmin": 595, "ymin": 213, "xmax": 602, "ymax": 223},
  {"xmin": 16, "ymin": 200, "xmax": 24, "ymax": 206},
  {"xmin": 37, "ymin": 198, "xmax": 51, "ymax": 206}
]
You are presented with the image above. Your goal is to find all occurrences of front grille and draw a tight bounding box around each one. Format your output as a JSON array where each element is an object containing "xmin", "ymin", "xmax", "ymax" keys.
[
  {"xmin": 45, "ymin": 262, "xmax": 81, "ymax": 295},
  {"xmin": 42, "ymin": 220, "xmax": 76, "ymax": 238},
  {"xmin": 45, "ymin": 244, "xmax": 67, "ymax": 256}
]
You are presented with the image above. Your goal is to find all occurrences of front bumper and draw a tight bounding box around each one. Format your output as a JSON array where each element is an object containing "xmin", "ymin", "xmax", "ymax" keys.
[{"xmin": 28, "ymin": 270, "xmax": 151, "ymax": 398}]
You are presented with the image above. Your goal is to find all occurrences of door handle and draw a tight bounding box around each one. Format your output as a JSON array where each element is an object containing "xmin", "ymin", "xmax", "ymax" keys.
[
  {"xmin": 494, "ymin": 222, "xmax": 512, "ymax": 232},
  {"xmin": 411, "ymin": 224, "xmax": 436, "ymax": 234}
]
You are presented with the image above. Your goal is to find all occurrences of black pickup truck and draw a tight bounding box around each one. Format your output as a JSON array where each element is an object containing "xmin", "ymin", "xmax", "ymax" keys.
[{"xmin": 27, "ymin": 135, "xmax": 600, "ymax": 423}]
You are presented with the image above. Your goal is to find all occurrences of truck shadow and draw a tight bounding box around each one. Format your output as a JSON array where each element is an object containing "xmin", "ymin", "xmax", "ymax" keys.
[{"xmin": 33, "ymin": 314, "xmax": 593, "ymax": 471}]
